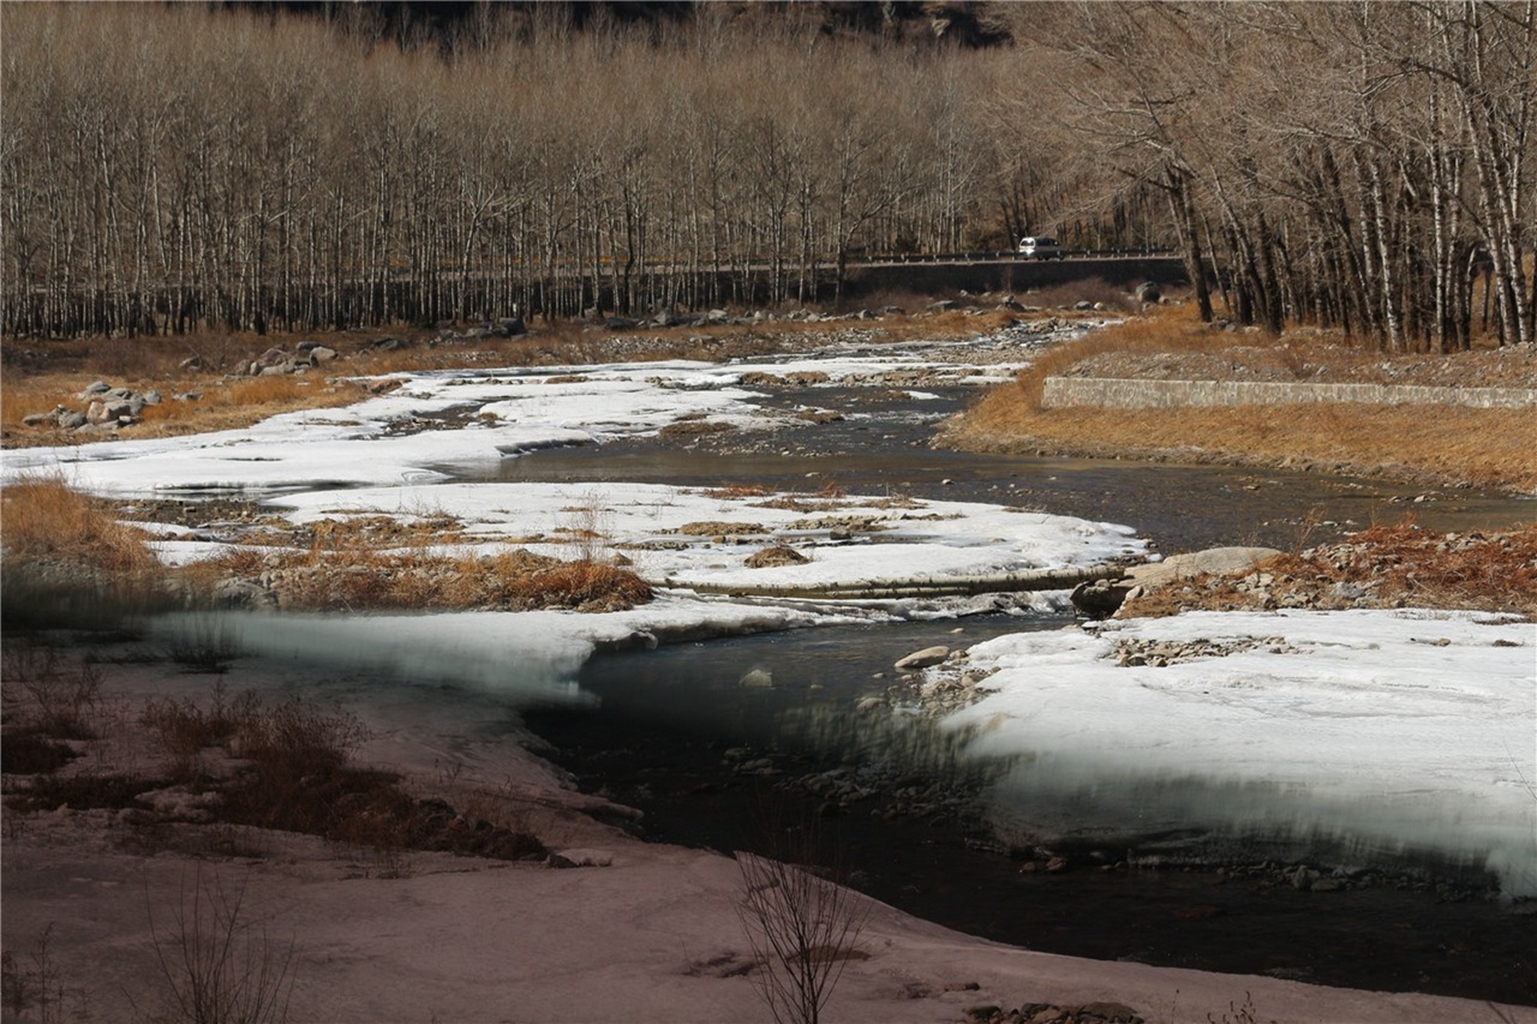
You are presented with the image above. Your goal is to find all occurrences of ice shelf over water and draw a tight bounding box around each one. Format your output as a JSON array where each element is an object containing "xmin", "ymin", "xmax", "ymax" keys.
[{"xmin": 938, "ymin": 609, "xmax": 1537, "ymax": 895}]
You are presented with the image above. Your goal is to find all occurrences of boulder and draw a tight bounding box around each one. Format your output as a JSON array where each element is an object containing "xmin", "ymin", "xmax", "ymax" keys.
[
  {"xmin": 894, "ymin": 645, "xmax": 950, "ymax": 671},
  {"xmin": 86, "ymin": 398, "xmax": 132, "ymax": 425},
  {"xmin": 58, "ymin": 411, "xmax": 87, "ymax": 429},
  {"xmin": 1124, "ymin": 547, "xmax": 1282, "ymax": 591},
  {"xmin": 1071, "ymin": 579, "xmax": 1134, "ymax": 619},
  {"xmin": 254, "ymin": 346, "xmax": 289, "ymax": 368},
  {"xmin": 738, "ymin": 668, "xmax": 774, "ymax": 689},
  {"xmin": 308, "ymin": 346, "xmax": 338, "ymax": 363},
  {"xmin": 1134, "ymin": 280, "xmax": 1162, "ymax": 304}
]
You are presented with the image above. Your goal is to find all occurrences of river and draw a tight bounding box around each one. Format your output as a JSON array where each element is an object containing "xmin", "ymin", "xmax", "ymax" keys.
[{"xmin": 462, "ymin": 367, "xmax": 1534, "ymax": 1003}]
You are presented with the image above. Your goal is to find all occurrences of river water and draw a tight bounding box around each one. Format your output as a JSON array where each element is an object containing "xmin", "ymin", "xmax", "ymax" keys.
[{"xmin": 466, "ymin": 375, "xmax": 1535, "ymax": 1004}]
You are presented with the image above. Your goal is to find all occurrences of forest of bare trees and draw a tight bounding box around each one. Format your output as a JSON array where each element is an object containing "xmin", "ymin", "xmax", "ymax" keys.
[{"xmin": 2, "ymin": 2, "xmax": 1532, "ymax": 352}]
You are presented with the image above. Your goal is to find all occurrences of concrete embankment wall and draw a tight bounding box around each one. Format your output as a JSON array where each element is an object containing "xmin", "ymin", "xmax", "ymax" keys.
[{"xmin": 1041, "ymin": 377, "xmax": 1537, "ymax": 409}]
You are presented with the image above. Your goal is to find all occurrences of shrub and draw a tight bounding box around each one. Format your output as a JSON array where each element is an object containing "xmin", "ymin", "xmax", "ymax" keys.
[{"xmin": 144, "ymin": 868, "xmax": 296, "ymax": 1024}]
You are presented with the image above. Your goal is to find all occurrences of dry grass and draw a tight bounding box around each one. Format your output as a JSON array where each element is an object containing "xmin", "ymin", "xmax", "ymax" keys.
[
  {"xmin": 957, "ymin": 397, "xmax": 1537, "ymax": 494},
  {"xmin": 178, "ymin": 542, "xmax": 653, "ymax": 614},
  {"xmin": 0, "ymin": 473, "xmax": 163, "ymax": 581},
  {"xmin": 1125, "ymin": 519, "xmax": 1537, "ymax": 618},
  {"xmin": 1297, "ymin": 519, "xmax": 1537, "ymax": 614},
  {"xmin": 1003, "ymin": 305, "xmax": 1260, "ymax": 408}
]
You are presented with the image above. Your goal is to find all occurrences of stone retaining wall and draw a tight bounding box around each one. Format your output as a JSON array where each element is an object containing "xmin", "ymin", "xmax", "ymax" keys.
[{"xmin": 1041, "ymin": 377, "xmax": 1537, "ymax": 409}]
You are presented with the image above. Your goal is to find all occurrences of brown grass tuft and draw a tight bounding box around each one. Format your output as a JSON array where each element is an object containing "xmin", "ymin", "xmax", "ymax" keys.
[{"xmin": 0, "ymin": 473, "xmax": 163, "ymax": 581}]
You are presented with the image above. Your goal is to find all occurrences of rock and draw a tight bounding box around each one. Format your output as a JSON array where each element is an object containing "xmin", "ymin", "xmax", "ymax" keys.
[
  {"xmin": 308, "ymin": 345, "xmax": 338, "ymax": 363},
  {"xmin": 212, "ymin": 578, "xmax": 274, "ymax": 610},
  {"xmin": 1330, "ymin": 581, "xmax": 1364, "ymax": 602},
  {"xmin": 546, "ymin": 848, "xmax": 613, "ymax": 869},
  {"xmin": 80, "ymin": 381, "xmax": 111, "ymax": 398},
  {"xmin": 372, "ymin": 336, "xmax": 407, "ymax": 351},
  {"xmin": 253, "ymin": 346, "xmax": 289, "ymax": 369},
  {"xmin": 1124, "ymin": 547, "xmax": 1282, "ymax": 591},
  {"xmin": 1075, "ymin": 300, "xmax": 1094, "ymax": 311},
  {"xmin": 57, "ymin": 411, "xmax": 87, "ymax": 429},
  {"xmin": 22, "ymin": 411, "xmax": 55, "ymax": 426},
  {"xmin": 894, "ymin": 645, "xmax": 950, "ymax": 671},
  {"xmin": 1071, "ymin": 579, "xmax": 1133, "ymax": 619},
  {"xmin": 141, "ymin": 389, "xmax": 163, "ymax": 405},
  {"xmin": 500, "ymin": 317, "xmax": 526, "ymax": 336},
  {"xmin": 86, "ymin": 398, "xmax": 132, "ymax": 425},
  {"xmin": 1134, "ymin": 281, "xmax": 1162, "ymax": 304},
  {"xmin": 738, "ymin": 668, "xmax": 774, "ymax": 689}
]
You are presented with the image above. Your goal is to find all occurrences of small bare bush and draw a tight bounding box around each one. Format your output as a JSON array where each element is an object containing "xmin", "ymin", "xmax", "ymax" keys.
[
  {"xmin": 144, "ymin": 868, "xmax": 296, "ymax": 1024},
  {"xmin": 1, "ymin": 924, "xmax": 66, "ymax": 1024},
  {"xmin": 736, "ymin": 810, "xmax": 869, "ymax": 1024},
  {"xmin": 141, "ymin": 685, "xmax": 259, "ymax": 782},
  {"xmin": 163, "ymin": 616, "xmax": 244, "ymax": 674},
  {"xmin": 2, "ymin": 637, "xmax": 104, "ymax": 738}
]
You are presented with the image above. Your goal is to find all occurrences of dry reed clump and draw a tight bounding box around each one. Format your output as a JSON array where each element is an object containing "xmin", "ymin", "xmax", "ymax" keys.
[
  {"xmin": 0, "ymin": 474, "xmax": 164, "ymax": 586},
  {"xmin": 179, "ymin": 544, "xmax": 653, "ymax": 613}
]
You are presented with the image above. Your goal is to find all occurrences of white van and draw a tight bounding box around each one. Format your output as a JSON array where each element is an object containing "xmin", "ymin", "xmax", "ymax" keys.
[{"xmin": 1018, "ymin": 236, "xmax": 1065, "ymax": 260}]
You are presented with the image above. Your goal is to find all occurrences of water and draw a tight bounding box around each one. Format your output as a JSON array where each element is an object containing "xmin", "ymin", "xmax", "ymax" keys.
[{"xmin": 463, "ymin": 383, "xmax": 1535, "ymax": 555}]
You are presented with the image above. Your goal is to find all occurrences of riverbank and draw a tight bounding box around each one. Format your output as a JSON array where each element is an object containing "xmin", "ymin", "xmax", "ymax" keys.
[
  {"xmin": 940, "ymin": 309, "xmax": 1537, "ymax": 495},
  {"xmin": 4, "ymin": 640, "xmax": 1531, "ymax": 1023}
]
